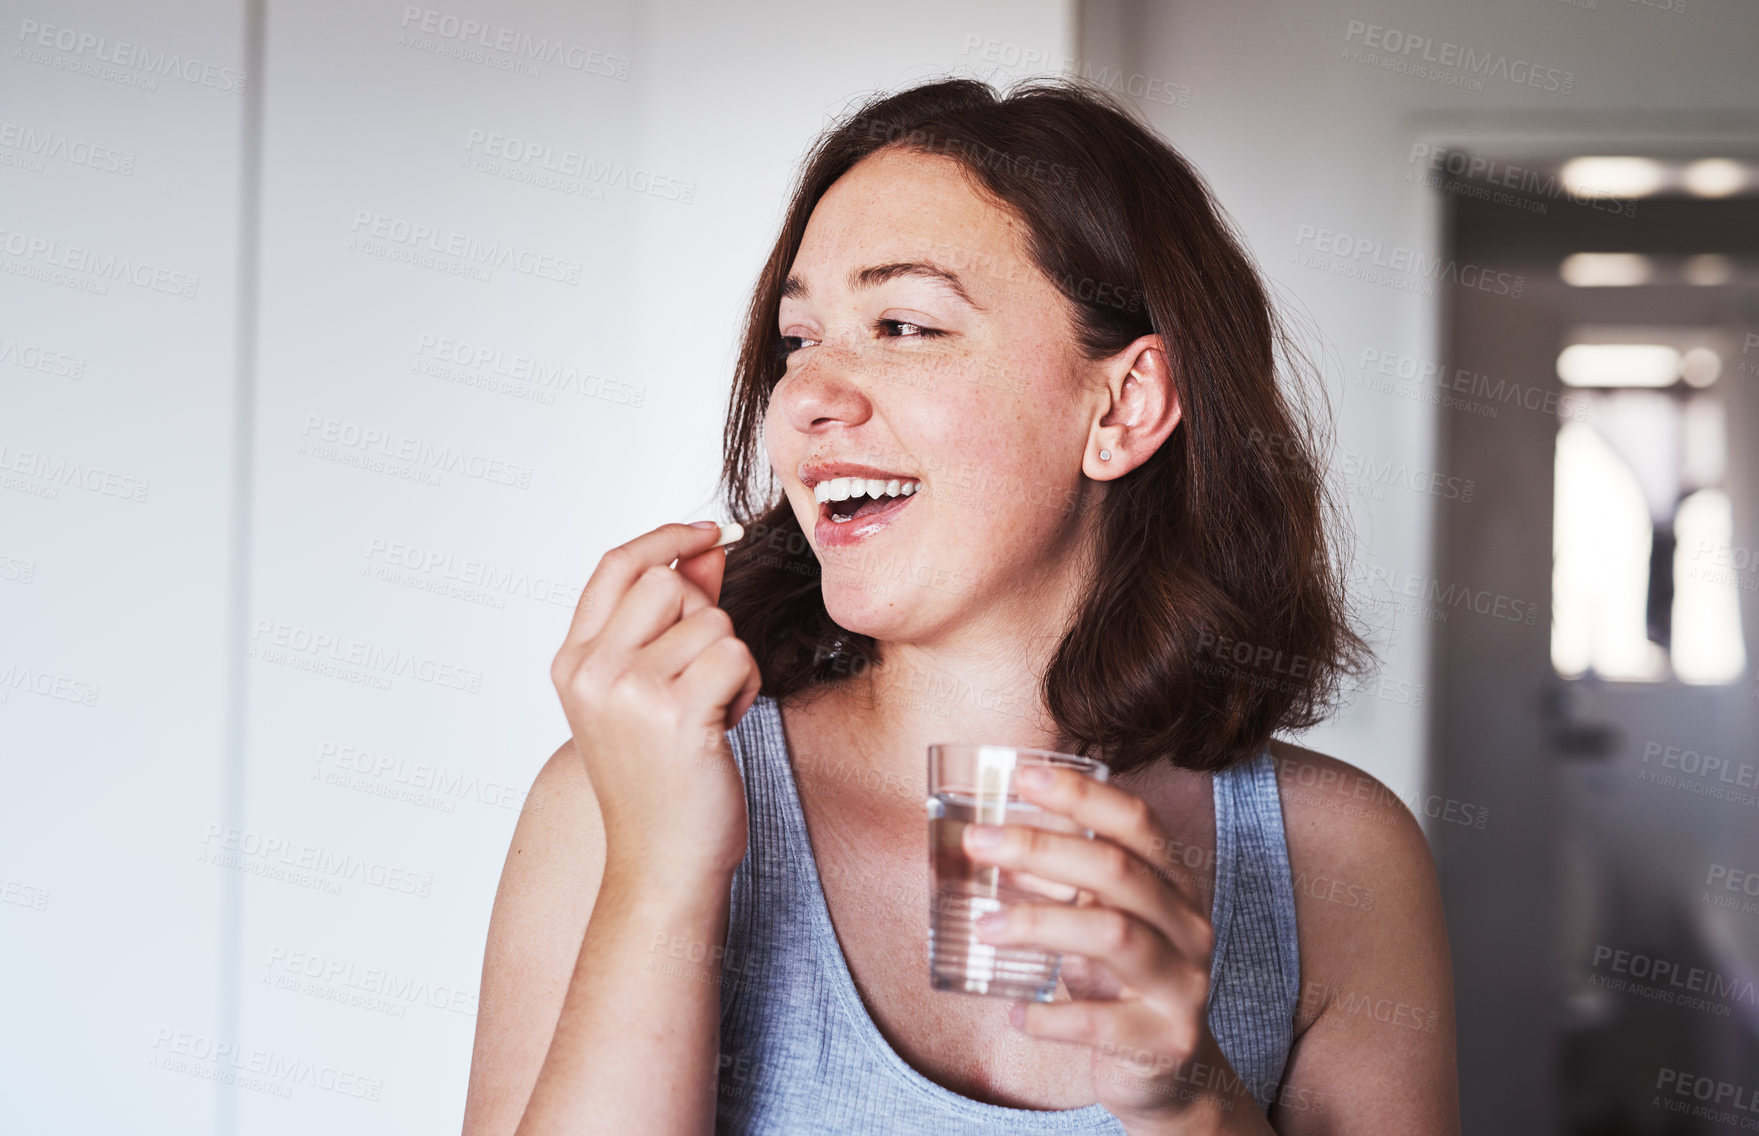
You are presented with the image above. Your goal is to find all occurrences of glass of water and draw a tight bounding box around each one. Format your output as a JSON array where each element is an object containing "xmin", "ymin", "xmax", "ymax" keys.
[{"xmin": 927, "ymin": 742, "xmax": 1111, "ymax": 1002}]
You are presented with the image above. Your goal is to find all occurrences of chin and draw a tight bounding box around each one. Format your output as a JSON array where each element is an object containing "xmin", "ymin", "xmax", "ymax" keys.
[
  {"xmin": 819, "ymin": 552, "xmax": 981, "ymax": 646},
  {"xmin": 818, "ymin": 574, "xmax": 909, "ymax": 635}
]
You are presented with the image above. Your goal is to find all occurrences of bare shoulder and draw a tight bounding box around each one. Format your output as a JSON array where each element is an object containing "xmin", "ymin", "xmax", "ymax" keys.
[
  {"xmin": 1264, "ymin": 739, "xmax": 1460, "ymax": 1133},
  {"xmin": 1266, "ymin": 740, "xmax": 1447, "ymax": 1013},
  {"xmin": 1268, "ymin": 740, "xmax": 1437, "ymax": 889},
  {"xmin": 461, "ymin": 741, "xmax": 606, "ymax": 1136}
]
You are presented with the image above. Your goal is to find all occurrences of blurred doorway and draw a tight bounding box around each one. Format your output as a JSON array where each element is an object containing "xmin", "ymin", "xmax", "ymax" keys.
[{"xmin": 1429, "ymin": 154, "xmax": 1759, "ymax": 1134}]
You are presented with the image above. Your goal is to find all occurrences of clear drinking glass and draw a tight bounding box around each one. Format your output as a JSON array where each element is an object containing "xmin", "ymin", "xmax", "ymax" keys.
[{"xmin": 927, "ymin": 743, "xmax": 1111, "ymax": 1002}]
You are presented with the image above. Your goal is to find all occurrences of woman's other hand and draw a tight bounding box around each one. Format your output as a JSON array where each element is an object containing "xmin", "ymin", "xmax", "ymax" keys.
[{"xmin": 962, "ymin": 768, "xmax": 1271, "ymax": 1132}]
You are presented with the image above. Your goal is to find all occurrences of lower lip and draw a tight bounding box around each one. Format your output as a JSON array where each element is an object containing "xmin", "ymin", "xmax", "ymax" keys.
[{"xmin": 814, "ymin": 491, "xmax": 917, "ymax": 548}]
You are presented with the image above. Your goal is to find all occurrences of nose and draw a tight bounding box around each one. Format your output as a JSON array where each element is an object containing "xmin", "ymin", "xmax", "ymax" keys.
[{"xmin": 773, "ymin": 346, "xmax": 875, "ymax": 434}]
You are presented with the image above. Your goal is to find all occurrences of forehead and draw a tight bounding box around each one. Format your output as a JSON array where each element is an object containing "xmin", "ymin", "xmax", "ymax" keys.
[{"xmin": 789, "ymin": 147, "xmax": 1034, "ymax": 290}]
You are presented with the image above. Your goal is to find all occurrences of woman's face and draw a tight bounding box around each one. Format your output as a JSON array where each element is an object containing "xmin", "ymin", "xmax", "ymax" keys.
[{"xmin": 764, "ymin": 146, "xmax": 1106, "ymax": 647}]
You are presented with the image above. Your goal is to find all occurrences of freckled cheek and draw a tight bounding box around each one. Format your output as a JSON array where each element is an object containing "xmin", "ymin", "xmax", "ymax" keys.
[{"xmin": 907, "ymin": 377, "xmax": 1058, "ymax": 476}]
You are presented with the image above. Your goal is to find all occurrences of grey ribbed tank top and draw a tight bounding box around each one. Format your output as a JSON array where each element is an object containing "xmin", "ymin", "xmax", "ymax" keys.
[{"xmin": 715, "ymin": 694, "xmax": 1300, "ymax": 1133}]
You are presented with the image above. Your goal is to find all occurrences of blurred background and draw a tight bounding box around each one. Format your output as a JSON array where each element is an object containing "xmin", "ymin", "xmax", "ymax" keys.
[{"xmin": 3, "ymin": 0, "xmax": 1757, "ymax": 1132}]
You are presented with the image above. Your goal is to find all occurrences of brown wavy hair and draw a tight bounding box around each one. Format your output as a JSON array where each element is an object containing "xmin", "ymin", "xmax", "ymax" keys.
[{"xmin": 713, "ymin": 76, "xmax": 1371, "ymax": 775}]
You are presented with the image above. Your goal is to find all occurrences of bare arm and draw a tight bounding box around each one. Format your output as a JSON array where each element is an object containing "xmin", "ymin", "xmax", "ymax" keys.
[
  {"xmin": 461, "ymin": 742, "xmax": 604, "ymax": 1136},
  {"xmin": 1268, "ymin": 745, "xmax": 1460, "ymax": 1135},
  {"xmin": 461, "ymin": 741, "xmax": 736, "ymax": 1136},
  {"xmin": 463, "ymin": 521, "xmax": 760, "ymax": 1136}
]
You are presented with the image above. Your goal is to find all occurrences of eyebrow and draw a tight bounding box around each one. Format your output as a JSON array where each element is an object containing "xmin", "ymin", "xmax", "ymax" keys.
[{"xmin": 781, "ymin": 260, "xmax": 983, "ymax": 310}]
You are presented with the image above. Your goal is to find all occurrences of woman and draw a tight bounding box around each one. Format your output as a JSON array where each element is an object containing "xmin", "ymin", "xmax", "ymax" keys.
[{"xmin": 463, "ymin": 78, "xmax": 1458, "ymax": 1135}]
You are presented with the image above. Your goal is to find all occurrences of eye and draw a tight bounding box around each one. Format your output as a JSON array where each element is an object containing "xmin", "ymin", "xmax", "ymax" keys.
[
  {"xmin": 772, "ymin": 334, "xmax": 818, "ymax": 361},
  {"xmin": 878, "ymin": 319, "xmax": 944, "ymax": 340}
]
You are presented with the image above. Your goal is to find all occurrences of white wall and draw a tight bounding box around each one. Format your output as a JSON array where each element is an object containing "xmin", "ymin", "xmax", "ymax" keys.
[
  {"xmin": 0, "ymin": 1, "xmax": 1074, "ymax": 1132},
  {"xmin": 0, "ymin": 0, "xmax": 245, "ymax": 1131}
]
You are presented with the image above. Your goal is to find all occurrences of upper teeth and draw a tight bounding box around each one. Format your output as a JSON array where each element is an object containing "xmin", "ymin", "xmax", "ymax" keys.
[{"xmin": 813, "ymin": 476, "xmax": 920, "ymax": 504}]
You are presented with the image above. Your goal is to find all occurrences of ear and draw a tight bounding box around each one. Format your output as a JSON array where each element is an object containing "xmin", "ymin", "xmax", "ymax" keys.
[{"xmin": 1084, "ymin": 335, "xmax": 1182, "ymax": 481}]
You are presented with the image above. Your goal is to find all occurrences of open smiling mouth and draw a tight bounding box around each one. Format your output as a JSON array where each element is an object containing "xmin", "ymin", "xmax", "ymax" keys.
[{"xmin": 815, "ymin": 475, "xmax": 920, "ymax": 524}]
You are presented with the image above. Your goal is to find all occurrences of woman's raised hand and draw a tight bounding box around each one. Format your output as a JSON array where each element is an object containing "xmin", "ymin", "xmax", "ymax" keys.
[{"xmin": 550, "ymin": 521, "xmax": 761, "ymax": 883}]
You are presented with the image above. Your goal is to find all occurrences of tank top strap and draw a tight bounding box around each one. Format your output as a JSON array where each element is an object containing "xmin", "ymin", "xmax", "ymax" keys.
[
  {"xmin": 1206, "ymin": 746, "xmax": 1302, "ymax": 1111},
  {"xmin": 720, "ymin": 692, "xmax": 808, "ymax": 1015}
]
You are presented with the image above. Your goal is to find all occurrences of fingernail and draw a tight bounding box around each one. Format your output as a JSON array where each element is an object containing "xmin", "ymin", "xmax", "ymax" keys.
[
  {"xmin": 1008, "ymin": 1002, "xmax": 1026, "ymax": 1028},
  {"xmin": 713, "ymin": 522, "xmax": 745, "ymax": 548},
  {"xmin": 1018, "ymin": 767, "xmax": 1052, "ymax": 789},
  {"xmin": 689, "ymin": 520, "xmax": 720, "ymax": 529},
  {"xmin": 966, "ymin": 825, "xmax": 1002, "ymax": 847},
  {"xmin": 975, "ymin": 911, "xmax": 1005, "ymax": 935}
]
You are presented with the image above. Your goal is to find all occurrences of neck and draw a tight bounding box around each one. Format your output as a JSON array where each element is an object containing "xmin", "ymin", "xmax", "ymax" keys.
[
  {"xmin": 788, "ymin": 579, "xmax": 1102, "ymax": 807},
  {"xmin": 839, "ymin": 639, "xmax": 1068, "ymax": 749}
]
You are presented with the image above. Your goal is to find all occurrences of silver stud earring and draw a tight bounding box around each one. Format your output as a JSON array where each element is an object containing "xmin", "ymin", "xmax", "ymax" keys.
[{"xmin": 1099, "ymin": 449, "xmax": 1112, "ymax": 461}]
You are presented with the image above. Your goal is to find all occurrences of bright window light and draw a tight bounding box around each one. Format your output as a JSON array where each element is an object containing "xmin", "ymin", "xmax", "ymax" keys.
[
  {"xmin": 1557, "ymin": 343, "xmax": 1681, "ymax": 387},
  {"xmin": 1672, "ymin": 488, "xmax": 1746, "ymax": 683},
  {"xmin": 1561, "ymin": 252, "xmax": 1654, "ymax": 287},
  {"xmin": 1560, "ymin": 157, "xmax": 1666, "ymax": 198},
  {"xmin": 1552, "ymin": 420, "xmax": 1668, "ymax": 681}
]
